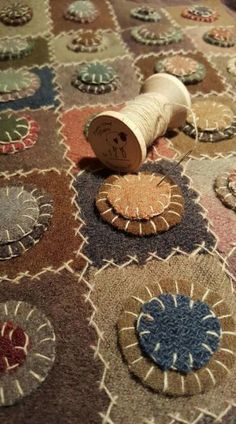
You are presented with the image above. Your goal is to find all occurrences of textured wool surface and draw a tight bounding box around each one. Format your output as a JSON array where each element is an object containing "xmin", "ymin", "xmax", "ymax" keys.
[
  {"xmin": 0, "ymin": 109, "xmax": 67, "ymax": 174},
  {"xmin": 0, "ymin": 0, "xmax": 50, "ymax": 38},
  {"xmin": 210, "ymin": 54, "xmax": 236, "ymax": 96},
  {"xmin": 56, "ymin": 57, "xmax": 141, "ymax": 109},
  {"xmin": 50, "ymin": 0, "xmax": 116, "ymax": 35},
  {"xmin": 88, "ymin": 254, "xmax": 236, "ymax": 424},
  {"xmin": 0, "ymin": 37, "xmax": 50, "ymax": 70},
  {"xmin": 135, "ymin": 51, "xmax": 225, "ymax": 95},
  {"xmin": 121, "ymin": 25, "xmax": 195, "ymax": 58},
  {"xmin": 0, "ymin": 67, "xmax": 58, "ymax": 112},
  {"xmin": 168, "ymin": 94, "xmax": 236, "ymax": 159},
  {"xmin": 0, "ymin": 171, "xmax": 83, "ymax": 280},
  {"xmin": 0, "ymin": 269, "xmax": 108, "ymax": 422},
  {"xmin": 165, "ymin": 0, "xmax": 235, "ymax": 29},
  {"xmin": 75, "ymin": 160, "xmax": 216, "ymax": 267},
  {"xmin": 52, "ymin": 30, "xmax": 127, "ymax": 64},
  {"xmin": 185, "ymin": 157, "xmax": 236, "ymax": 255},
  {"xmin": 185, "ymin": 25, "xmax": 236, "ymax": 56}
]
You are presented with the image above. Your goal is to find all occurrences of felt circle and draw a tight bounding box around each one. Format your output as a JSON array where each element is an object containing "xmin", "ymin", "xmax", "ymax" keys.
[
  {"xmin": 0, "ymin": 38, "xmax": 34, "ymax": 61},
  {"xmin": 182, "ymin": 100, "xmax": 236, "ymax": 142},
  {"xmin": 0, "ymin": 184, "xmax": 53, "ymax": 261},
  {"xmin": 0, "ymin": 114, "xmax": 39, "ymax": 155},
  {"xmin": 96, "ymin": 173, "xmax": 184, "ymax": 236},
  {"xmin": 131, "ymin": 23, "xmax": 183, "ymax": 46},
  {"xmin": 64, "ymin": 0, "xmax": 99, "ymax": 23},
  {"xmin": 137, "ymin": 294, "xmax": 221, "ymax": 373},
  {"xmin": 187, "ymin": 100, "xmax": 234, "ymax": 131},
  {"xmin": 0, "ymin": 2, "xmax": 33, "ymax": 26},
  {"xmin": 0, "ymin": 70, "xmax": 40, "ymax": 103},
  {"xmin": 181, "ymin": 5, "xmax": 218, "ymax": 22},
  {"xmin": 130, "ymin": 6, "xmax": 161, "ymax": 22},
  {"xmin": 107, "ymin": 174, "xmax": 171, "ymax": 220},
  {"xmin": 118, "ymin": 279, "xmax": 236, "ymax": 396},
  {"xmin": 155, "ymin": 55, "xmax": 206, "ymax": 84},
  {"xmin": 214, "ymin": 171, "xmax": 236, "ymax": 212},
  {"xmin": 0, "ymin": 186, "xmax": 39, "ymax": 243},
  {"xmin": 67, "ymin": 30, "xmax": 104, "ymax": 53},
  {"xmin": 0, "ymin": 300, "xmax": 55, "ymax": 406},
  {"xmin": 0, "ymin": 113, "xmax": 29, "ymax": 142},
  {"xmin": 227, "ymin": 57, "xmax": 236, "ymax": 76},
  {"xmin": 203, "ymin": 27, "xmax": 235, "ymax": 48},
  {"xmin": 72, "ymin": 62, "xmax": 119, "ymax": 94}
]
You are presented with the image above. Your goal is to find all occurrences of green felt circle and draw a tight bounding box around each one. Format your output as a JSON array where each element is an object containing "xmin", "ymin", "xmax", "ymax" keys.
[
  {"xmin": 67, "ymin": 0, "xmax": 97, "ymax": 18},
  {"xmin": 0, "ymin": 113, "xmax": 29, "ymax": 142},
  {"xmin": 78, "ymin": 62, "xmax": 116, "ymax": 85},
  {"xmin": 0, "ymin": 38, "xmax": 34, "ymax": 60},
  {"xmin": 0, "ymin": 69, "xmax": 33, "ymax": 93}
]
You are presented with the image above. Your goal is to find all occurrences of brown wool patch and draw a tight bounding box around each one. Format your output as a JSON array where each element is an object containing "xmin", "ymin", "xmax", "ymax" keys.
[
  {"xmin": 0, "ymin": 171, "xmax": 84, "ymax": 280},
  {"xmin": 96, "ymin": 173, "xmax": 184, "ymax": 236}
]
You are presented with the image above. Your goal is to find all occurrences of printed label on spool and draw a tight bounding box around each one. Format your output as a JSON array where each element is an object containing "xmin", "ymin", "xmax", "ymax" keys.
[{"xmin": 88, "ymin": 111, "xmax": 147, "ymax": 172}]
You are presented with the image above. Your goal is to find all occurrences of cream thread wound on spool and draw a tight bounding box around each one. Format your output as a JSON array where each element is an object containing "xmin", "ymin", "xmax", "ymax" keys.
[{"xmin": 87, "ymin": 73, "xmax": 194, "ymax": 172}]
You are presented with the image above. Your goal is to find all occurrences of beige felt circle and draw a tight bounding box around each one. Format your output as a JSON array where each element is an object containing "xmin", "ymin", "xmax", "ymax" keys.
[
  {"xmin": 107, "ymin": 173, "xmax": 171, "ymax": 220},
  {"xmin": 187, "ymin": 100, "xmax": 234, "ymax": 131},
  {"xmin": 163, "ymin": 55, "xmax": 199, "ymax": 77},
  {"xmin": 208, "ymin": 27, "xmax": 233, "ymax": 42}
]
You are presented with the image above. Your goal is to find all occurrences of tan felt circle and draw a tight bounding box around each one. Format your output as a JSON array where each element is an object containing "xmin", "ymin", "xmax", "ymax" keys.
[
  {"xmin": 71, "ymin": 29, "xmax": 102, "ymax": 47},
  {"xmin": 208, "ymin": 27, "xmax": 234, "ymax": 42},
  {"xmin": 186, "ymin": 100, "xmax": 234, "ymax": 131},
  {"xmin": 96, "ymin": 174, "xmax": 184, "ymax": 236},
  {"xmin": 138, "ymin": 23, "xmax": 174, "ymax": 40},
  {"xmin": 107, "ymin": 173, "xmax": 171, "ymax": 220},
  {"xmin": 163, "ymin": 55, "xmax": 199, "ymax": 77},
  {"xmin": 118, "ymin": 279, "xmax": 236, "ymax": 396}
]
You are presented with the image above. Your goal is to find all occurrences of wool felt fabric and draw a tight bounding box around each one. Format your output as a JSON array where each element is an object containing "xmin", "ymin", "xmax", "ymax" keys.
[
  {"xmin": 0, "ymin": 171, "xmax": 83, "ymax": 280},
  {"xmin": 0, "ymin": 67, "xmax": 58, "ymax": 112},
  {"xmin": 136, "ymin": 51, "xmax": 225, "ymax": 96},
  {"xmin": 0, "ymin": 184, "xmax": 53, "ymax": 261},
  {"xmin": 0, "ymin": 269, "xmax": 108, "ymax": 423},
  {"xmin": 0, "ymin": 2, "xmax": 33, "ymax": 26},
  {"xmin": 131, "ymin": 23, "xmax": 183, "ymax": 46},
  {"xmin": 0, "ymin": 300, "xmax": 55, "ymax": 406},
  {"xmin": 130, "ymin": 5, "xmax": 161, "ymax": 23},
  {"xmin": 71, "ymin": 61, "xmax": 119, "ymax": 95},
  {"xmin": 227, "ymin": 56, "xmax": 236, "ymax": 76},
  {"xmin": 118, "ymin": 278, "xmax": 235, "ymax": 396},
  {"xmin": 154, "ymin": 55, "xmax": 206, "ymax": 85},
  {"xmin": 185, "ymin": 25, "xmax": 236, "ymax": 56},
  {"xmin": 210, "ymin": 54, "xmax": 236, "ymax": 96},
  {"xmin": 181, "ymin": 5, "xmax": 219, "ymax": 22},
  {"xmin": 0, "ymin": 37, "xmax": 33, "ymax": 61},
  {"xmin": 0, "ymin": 69, "xmax": 40, "ymax": 102},
  {"xmin": 74, "ymin": 160, "xmax": 216, "ymax": 267},
  {"xmin": 49, "ymin": 0, "xmax": 116, "ymax": 35},
  {"xmin": 0, "ymin": 0, "xmax": 50, "ymax": 38},
  {"xmin": 64, "ymin": 0, "xmax": 99, "ymax": 23},
  {"xmin": 164, "ymin": 0, "xmax": 235, "ymax": 29},
  {"xmin": 185, "ymin": 157, "xmax": 236, "ymax": 256},
  {"xmin": 89, "ymin": 254, "xmax": 236, "ymax": 424},
  {"xmin": 0, "ymin": 113, "xmax": 39, "ymax": 155},
  {"xmin": 0, "ymin": 37, "xmax": 50, "ymax": 71},
  {"xmin": 168, "ymin": 94, "xmax": 236, "ymax": 159},
  {"xmin": 67, "ymin": 29, "xmax": 104, "ymax": 53},
  {"xmin": 56, "ymin": 57, "xmax": 141, "ymax": 109},
  {"xmin": 203, "ymin": 27, "xmax": 235, "ymax": 48},
  {"xmin": 52, "ymin": 30, "xmax": 127, "ymax": 64},
  {"xmin": 96, "ymin": 173, "xmax": 184, "ymax": 236},
  {"xmin": 0, "ymin": 109, "xmax": 67, "ymax": 173},
  {"xmin": 214, "ymin": 171, "xmax": 236, "ymax": 212}
]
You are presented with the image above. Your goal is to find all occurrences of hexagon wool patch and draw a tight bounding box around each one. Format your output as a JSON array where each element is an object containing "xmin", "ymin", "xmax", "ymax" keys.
[
  {"xmin": 74, "ymin": 160, "xmax": 216, "ymax": 267},
  {"xmin": 118, "ymin": 279, "xmax": 236, "ymax": 396},
  {"xmin": 0, "ymin": 300, "xmax": 55, "ymax": 406}
]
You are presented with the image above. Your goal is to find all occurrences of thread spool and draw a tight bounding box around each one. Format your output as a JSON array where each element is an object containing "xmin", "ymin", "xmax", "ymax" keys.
[{"xmin": 88, "ymin": 73, "xmax": 191, "ymax": 172}]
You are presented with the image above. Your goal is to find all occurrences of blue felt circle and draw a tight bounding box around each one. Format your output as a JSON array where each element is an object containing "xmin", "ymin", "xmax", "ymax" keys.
[{"xmin": 136, "ymin": 293, "xmax": 221, "ymax": 374}]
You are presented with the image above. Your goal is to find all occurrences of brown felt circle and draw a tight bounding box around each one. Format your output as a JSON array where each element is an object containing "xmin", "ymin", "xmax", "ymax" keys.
[
  {"xmin": 186, "ymin": 100, "xmax": 234, "ymax": 131},
  {"xmin": 67, "ymin": 29, "xmax": 104, "ymax": 53},
  {"xmin": 96, "ymin": 173, "xmax": 184, "ymax": 236},
  {"xmin": 118, "ymin": 279, "xmax": 236, "ymax": 396},
  {"xmin": 163, "ymin": 55, "xmax": 199, "ymax": 77},
  {"xmin": 106, "ymin": 173, "xmax": 171, "ymax": 220},
  {"xmin": 214, "ymin": 171, "xmax": 236, "ymax": 212}
]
